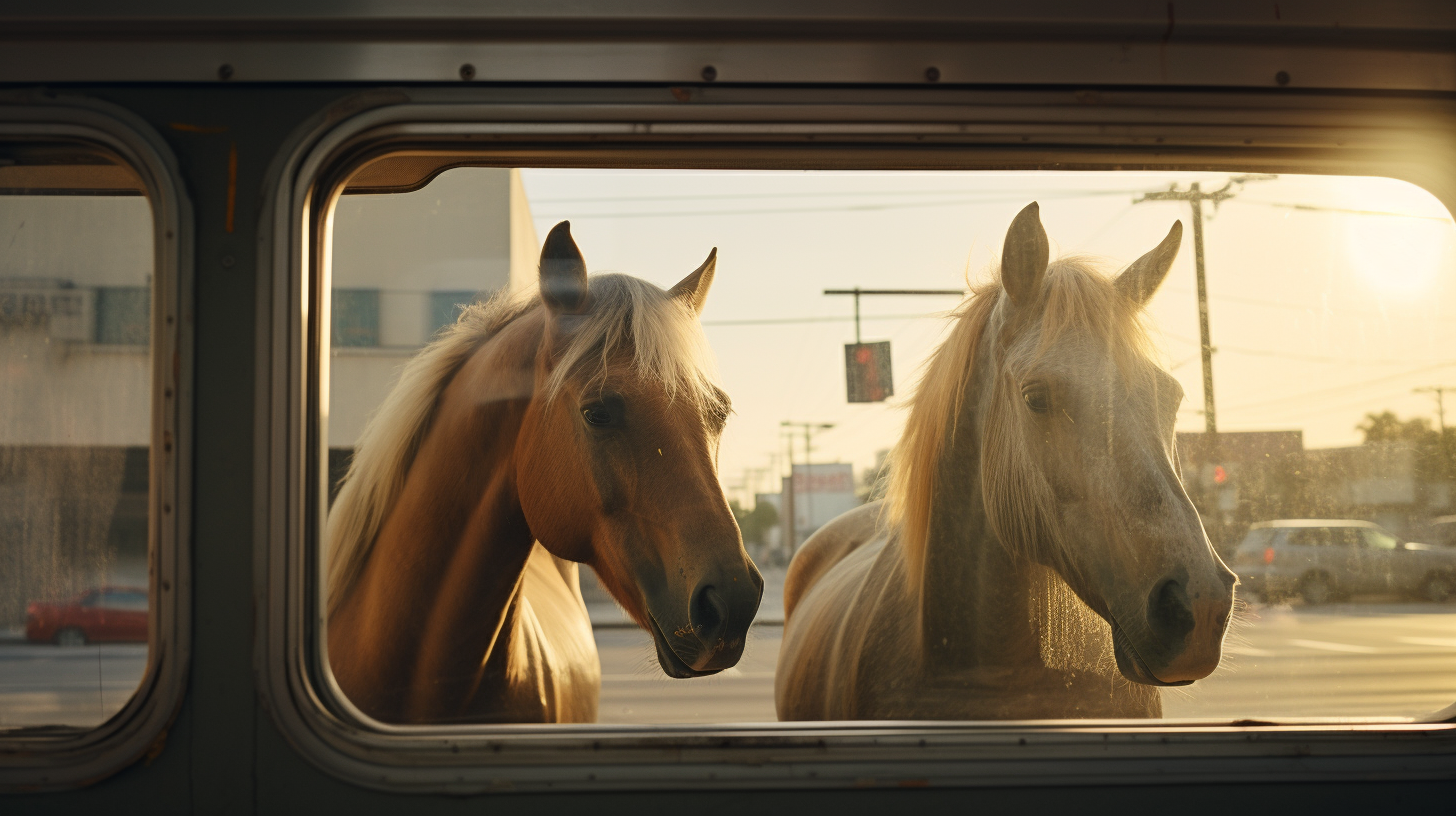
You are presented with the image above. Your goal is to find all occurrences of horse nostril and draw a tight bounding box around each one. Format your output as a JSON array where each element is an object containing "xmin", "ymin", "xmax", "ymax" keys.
[
  {"xmin": 1148, "ymin": 578, "xmax": 1196, "ymax": 642},
  {"xmin": 690, "ymin": 584, "xmax": 729, "ymax": 643}
]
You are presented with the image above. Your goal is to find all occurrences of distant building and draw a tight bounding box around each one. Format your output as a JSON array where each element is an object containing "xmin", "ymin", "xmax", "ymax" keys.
[
  {"xmin": 329, "ymin": 168, "xmax": 539, "ymax": 447},
  {"xmin": 327, "ymin": 168, "xmax": 538, "ymax": 490},
  {"xmin": 0, "ymin": 193, "xmax": 153, "ymax": 625},
  {"xmin": 0, "ymin": 169, "xmax": 539, "ymax": 627},
  {"xmin": 1177, "ymin": 430, "xmax": 1453, "ymax": 546},
  {"xmin": 782, "ymin": 463, "xmax": 858, "ymax": 549}
]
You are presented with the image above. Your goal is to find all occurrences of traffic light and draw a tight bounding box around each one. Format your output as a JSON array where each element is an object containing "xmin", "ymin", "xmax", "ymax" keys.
[{"xmin": 845, "ymin": 341, "xmax": 893, "ymax": 403}]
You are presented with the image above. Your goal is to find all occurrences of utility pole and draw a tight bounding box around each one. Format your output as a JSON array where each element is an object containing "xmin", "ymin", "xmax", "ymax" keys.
[
  {"xmin": 1415, "ymin": 386, "xmax": 1453, "ymax": 434},
  {"xmin": 1134, "ymin": 175, "xmax": 1275, "ymax": 437},
  {"xmin": 1416, "ymin": 386, "xmax": 1456, "ymax": 478},
  {"xmin": 779, "ymin": 432, "xmax": 796, "ymax": 551},
  {"xmin": 781, "ymin": 421, "xmax": 835, "ymax": 551}
]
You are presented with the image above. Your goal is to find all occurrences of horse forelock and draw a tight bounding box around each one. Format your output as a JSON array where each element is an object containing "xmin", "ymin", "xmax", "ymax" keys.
[
  {"xmin": 325, "ymin": 274, "xmax": 725, "ymax": 615},
  {"xmin": 887, "ymin": 256, "xmax": 1159, "ymax": 589},
  {"xmin": 544, "ymin": 273, "xmax": 727, "ymax": 415}
]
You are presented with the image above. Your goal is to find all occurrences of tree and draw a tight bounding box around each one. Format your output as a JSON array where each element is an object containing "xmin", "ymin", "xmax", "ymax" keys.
[
  {"xmin": 1357, "ymin": 410, "xmax": 1456, "ymax": 488},
  {"xmin": 1357, "ymin": 410, "xmax": 1435, "ymax": 445},
  {"xmin": 730, "ymin": 499, "xmax": 780, "ymax": 546}
]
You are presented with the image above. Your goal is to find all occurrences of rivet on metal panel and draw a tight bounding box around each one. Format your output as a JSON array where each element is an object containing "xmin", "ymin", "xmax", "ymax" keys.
[
  {"xmin": 701, "ymin": 65, "xmax": 718, "ymax": 81},
  {"xmin": 459, "ymin": 63, "xmax": 476, "ymax": 81},
  {"xmin": 925, "ymin": 66, "xmax": 941, "ymax": 82},
  {"xmin": 217, "ymin": 64, "xmax": 233, "ymax": 81},
  {"xmin": 1276, "ymin": 70, "xmax": 1291, "ymax": 86}
]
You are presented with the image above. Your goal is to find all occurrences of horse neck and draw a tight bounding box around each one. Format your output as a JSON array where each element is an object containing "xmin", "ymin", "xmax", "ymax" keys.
[
  {"xmin": 915, "ymin": 331, "xmax": 1043, "ymax": 675},
  {"xmin": 331, "ymin": 321, "xmax": 542, "ymax": 722}
]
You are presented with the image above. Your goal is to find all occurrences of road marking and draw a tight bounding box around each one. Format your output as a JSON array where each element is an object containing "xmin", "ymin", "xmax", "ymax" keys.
[
  {"xmin": 1397, "ymin": 636, "xmax": 1456, "ymax": 649},
  {"xmin": 1223, "ymin": 645, "xmax": 1275, "ymax": 657},
  {"xmin": 1287, "ymin": 639, "xmax": 1380, "ymax": 654},
  {"xmin": 600, "ymin": 670, "xmax": 776, "ymax": 683}
]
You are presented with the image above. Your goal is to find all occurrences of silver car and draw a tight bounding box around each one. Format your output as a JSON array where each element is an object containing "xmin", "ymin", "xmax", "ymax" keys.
[{"xmin": 1233, "ymin": 519, "xmax": 1456, "ymax": 604}]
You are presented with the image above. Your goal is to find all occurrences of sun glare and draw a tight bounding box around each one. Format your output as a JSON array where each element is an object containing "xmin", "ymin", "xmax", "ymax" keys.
[
  {"xmin": 1342, "ymin": 214, "xmax": 1453, "ymax": 296},
  {"xmin": 1336, "ymin": 177, "xmax": 1455, "ymax": 297}
]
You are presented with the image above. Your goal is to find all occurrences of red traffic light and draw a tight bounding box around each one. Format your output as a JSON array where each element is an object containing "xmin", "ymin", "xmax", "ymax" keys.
[
  {"xmin": 844, "ymin": 341, "xmax": 893, "ymax": 403},
  {"xmin": 1213, "ymin": 465, "xmax": 1227, "ymax": 485}
]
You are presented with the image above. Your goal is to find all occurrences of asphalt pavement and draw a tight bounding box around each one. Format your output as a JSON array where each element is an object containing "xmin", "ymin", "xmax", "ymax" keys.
[{"xmin": 3, "ymin": 569, "xmax": 1453, "ymax": 727}]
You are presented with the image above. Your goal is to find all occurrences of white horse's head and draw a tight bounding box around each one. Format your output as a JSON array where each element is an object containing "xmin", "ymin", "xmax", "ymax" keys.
[{"xmin": 981, "ymin": 202, "xmax": 1237, "ymax": 686}]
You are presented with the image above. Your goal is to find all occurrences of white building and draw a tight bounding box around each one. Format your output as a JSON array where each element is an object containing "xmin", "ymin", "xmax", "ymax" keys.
[
  {"xmin": 328, "ymin": 167, "xmax": 539, "ymax": 450},
  {"xmin": 0, "ymin": 184, "xmax": 154, "ymax": 625},
  {"xmin": 0, "ymin": 165, "xmax": 539, "ymax": 625},
  {"xmin": 782, "ymin": 463, "xmax": 859, "ymax": 549}
]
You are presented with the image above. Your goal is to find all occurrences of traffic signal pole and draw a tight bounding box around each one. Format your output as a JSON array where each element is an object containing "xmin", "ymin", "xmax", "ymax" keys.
[{"xmin": 824, "ymin": 288, "xmax": 965, "ymax": 345}]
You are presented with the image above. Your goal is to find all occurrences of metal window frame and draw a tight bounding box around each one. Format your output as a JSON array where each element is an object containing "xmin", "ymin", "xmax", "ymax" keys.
[
  {"xmin": 0, "ymin": 93, "xmax": 194, "ymax": 792},
  {"xmin": 259, "ymin": 86, "xmax": 1456, "ymax": 795}
]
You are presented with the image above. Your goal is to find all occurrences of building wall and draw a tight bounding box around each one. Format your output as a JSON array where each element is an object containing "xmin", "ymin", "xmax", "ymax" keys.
[
  {"xmin": 0, "ymin": 193, "xmax": 153, "ymax": 624},
  {"xmin": 0, "ymin": 195, "xmax": 153, "ymax": 447},
  {"xmin": 326, "ymin": 167, "xmax": 539, "ymax": 447}
]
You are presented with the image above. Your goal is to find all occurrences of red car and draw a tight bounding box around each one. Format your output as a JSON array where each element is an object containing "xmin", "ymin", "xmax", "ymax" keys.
[{"xmin": 25, "ymin": 587, "xmax": 149, "ymax": 646}]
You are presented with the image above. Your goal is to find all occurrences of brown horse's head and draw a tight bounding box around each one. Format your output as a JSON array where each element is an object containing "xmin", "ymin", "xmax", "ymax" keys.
[
  {"xmin": 514, "ymin": 222, "xmax": 763, "ymax": 677},
  {"xmin": 981, "ymin": 202, "xmax": 1236, "ymax": 687}
]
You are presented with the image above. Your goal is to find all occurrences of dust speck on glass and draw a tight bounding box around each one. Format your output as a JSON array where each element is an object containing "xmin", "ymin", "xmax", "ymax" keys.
[{"xmin": 320, "ymin": 164, "xmax": 1456, "ymax": 726}]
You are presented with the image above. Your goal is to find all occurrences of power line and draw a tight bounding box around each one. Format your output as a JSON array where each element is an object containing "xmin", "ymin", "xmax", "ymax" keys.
[
  {"xmin": 1232, "ymin": 199, "xmax": 1455, "ymax": 223},
  {"xmin": 533, "ymin": 187, "xmax": 1149, "ymax": 206},
  {"xmin": 1222, "ymin": 360, "xmax": 1456, "ymax": 414},
  {"xmin": 532, "ymin": 189, "xmax": 1158, "ymax": 220},
  {"xmin": 701, "ymin": 311, "xmax": 945, "ymax": 327},
  {"xmin": 1157, "ymin": 331, "xmax": 1456, "ymax": 366}
]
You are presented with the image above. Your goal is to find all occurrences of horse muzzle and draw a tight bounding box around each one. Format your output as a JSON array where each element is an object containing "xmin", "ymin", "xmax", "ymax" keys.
[
  {"xmin": 647, "ymin": 568, "xmax": 763, "ymax": 678},
  {"xmin": 1112, "ymin": 570, "xmax": 1235, "ymax": 686}
]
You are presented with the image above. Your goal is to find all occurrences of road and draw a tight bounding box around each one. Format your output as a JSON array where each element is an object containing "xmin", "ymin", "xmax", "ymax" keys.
[
  {"xmin": 4, "ymin": 601, "xmax": 1453, "ymax": 728},
  {"xmin": 594, "ymin": 601, "xmax": 1456, "ymax": 723},
  {"xmin": 0, "ymin": 644, "xmax": 147, "ymax": 729}
]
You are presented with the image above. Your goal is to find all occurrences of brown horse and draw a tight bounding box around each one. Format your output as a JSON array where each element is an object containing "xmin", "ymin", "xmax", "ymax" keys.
[
  {"xmin": 776, "ymin": 202, "xmax": 1236, "ymax": 720},
  {"xmin": 327, "ymin": 221, "xmax": 763, "ymax": 724}
]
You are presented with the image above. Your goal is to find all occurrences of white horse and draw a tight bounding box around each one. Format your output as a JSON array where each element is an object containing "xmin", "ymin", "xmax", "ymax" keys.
[{"xmin": 776, "ymin": 203, "xmax": 1236, "ymax": 720}]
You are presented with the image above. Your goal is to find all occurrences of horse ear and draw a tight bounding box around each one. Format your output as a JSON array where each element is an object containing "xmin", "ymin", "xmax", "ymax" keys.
[
  {"xmin": 1001, "ymin": 202, "xmax": 1050, "ymax": 311},
  {"xmin": 539, "ymin": 221, "xmax": 589, "ymax": 315},
  {"xmin": 1116, "ymin": 221, "xmax": 1183, "ymax": 307},
  {"xmin": 669, "ymin": 248, "xmax": 717, "ymax": 315}
]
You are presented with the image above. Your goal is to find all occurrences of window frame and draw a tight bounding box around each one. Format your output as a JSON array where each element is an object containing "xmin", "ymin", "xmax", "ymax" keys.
[
  {"xmin": 0, "ymin": 95, "xmax": 193, "ymax": 791},
  {"xmin": 259, "ymin": 87, "xmax": 1456, "ymax": 795}
]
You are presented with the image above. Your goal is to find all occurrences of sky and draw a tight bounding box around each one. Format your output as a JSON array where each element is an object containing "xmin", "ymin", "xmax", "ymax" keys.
[{"xmin": 510, "ymin": 169, "xmax": 1456, "ymax": 506}]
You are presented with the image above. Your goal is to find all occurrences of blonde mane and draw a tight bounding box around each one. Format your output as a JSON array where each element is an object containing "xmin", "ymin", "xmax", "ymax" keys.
[
  {"xmin": 885, "ymin": 256, "xmax": 1158, "ymax": 582},
  {"xmin": 325, "ymin": 274, "xmax": 725, "ymax": 615}
]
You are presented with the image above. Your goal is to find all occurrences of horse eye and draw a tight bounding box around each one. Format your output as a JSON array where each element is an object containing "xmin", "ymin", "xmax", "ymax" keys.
[
  {"xmin": 582, "ymin": 404, "xmax": 615, "ymax": 427},
  {"xmin": 1022, "ymin": 384, "xmax": 1050, "ymax": 413}
]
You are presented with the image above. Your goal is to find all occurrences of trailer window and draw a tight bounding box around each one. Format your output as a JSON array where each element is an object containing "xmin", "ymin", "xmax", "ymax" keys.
[
  {"xmin": 0, "ymin": 146, "xmax": 154, "ymax": 731},
  {"xmin": 319, "ymin": 162, "xmax": 1456, "ymax": 727}
]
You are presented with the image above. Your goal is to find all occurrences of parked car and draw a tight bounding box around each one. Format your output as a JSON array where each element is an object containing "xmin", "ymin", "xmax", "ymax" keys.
[
  {"xmin": 1425, "ymin": 515, "xmax": 1456, "ymax": 548},
  {"xmin": 1232, "ymin": 520, "xmax": 1456, "ymax": 604},
  {"xmin": 25, "ymin": 587, "xmax": 149, "ymax": 646}
]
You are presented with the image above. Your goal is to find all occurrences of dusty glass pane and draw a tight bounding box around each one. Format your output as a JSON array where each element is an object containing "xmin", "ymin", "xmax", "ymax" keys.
[
  {"xmin": 324, "ymin": 165, "xmax": 1456, "ymax": 725},
  {"xmin": 0, "ymin": 150, "xmax": 153, "ymax": 730}
]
